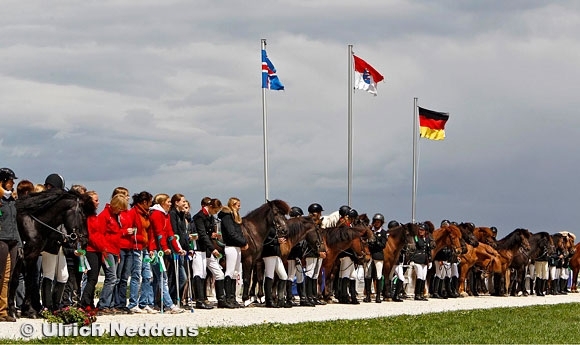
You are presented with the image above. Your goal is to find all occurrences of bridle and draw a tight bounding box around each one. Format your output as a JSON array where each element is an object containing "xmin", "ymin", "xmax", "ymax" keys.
[{"xmin": 30, "ymin": 197, "xmax": 84, "ymax": 243}]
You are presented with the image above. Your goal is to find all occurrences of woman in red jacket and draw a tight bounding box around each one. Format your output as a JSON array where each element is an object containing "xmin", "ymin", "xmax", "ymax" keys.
[
  {"xmin": 79, "ymin": 191, "xmax": 104, "ymax": 310},
  {"xmin": 148, "ymin": 193, "xmax": 185, "ymax": 313}
]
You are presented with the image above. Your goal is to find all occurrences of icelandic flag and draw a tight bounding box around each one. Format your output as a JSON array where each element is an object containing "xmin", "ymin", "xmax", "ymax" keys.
[
  {"xmin": 262, "ymin": 49, "xmax": 284, "ymax": 90},
  {"xmin": 353, "ymin": 54, "xmax": 384, "ymax": 96}
]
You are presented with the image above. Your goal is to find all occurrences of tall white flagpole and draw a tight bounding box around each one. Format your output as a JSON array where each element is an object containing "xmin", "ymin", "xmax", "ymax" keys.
[
  {"xmin": 347, "ymin": 44, "xmax": 354, "ymax": 207},
  {"xmin": 261, "ymin": 38, "xmax": 269, "ymax": 202},
  {"xmin": 412, "ymin": 97, "xmax": 418, "ymax": 223}
]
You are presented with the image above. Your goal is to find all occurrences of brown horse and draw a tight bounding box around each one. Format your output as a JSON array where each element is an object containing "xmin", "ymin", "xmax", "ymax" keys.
[
  {"xmin": 458, "ymin": 241, "xmax": 502, "ymax": 296},
  {"xmin": 240, "ymin": 199, "xmax": 290, "ymax": 302},
  {"xmin": 431, "ymin": 225, "xmax": 464, "ymax": 258},
  {"xmin": 570, "ymin": 243, "xmax": 580, "ymax": 292},
  {"xmin": 492, "ymin": 228, "xmax": 531, "ymax": 296},
  {"xmin": 473, "ymin": 227, "xmax": 498, "ymax": 248},
  {"xmin": 320, "ymin": 225, "xmax": 374, "ymax": 301},
  {"xmin": 279, "ymin": 216, "xmax": 321, "ymax": 261},
  {"xmin": 509, "ymin": 232, "xmax": 554, "ymax": 296}
]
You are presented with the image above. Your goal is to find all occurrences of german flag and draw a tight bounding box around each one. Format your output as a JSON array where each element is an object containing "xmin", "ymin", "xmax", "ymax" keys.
[{"xmin": 418, "ymin": 107, "xmax": 449, "ymax": 141}]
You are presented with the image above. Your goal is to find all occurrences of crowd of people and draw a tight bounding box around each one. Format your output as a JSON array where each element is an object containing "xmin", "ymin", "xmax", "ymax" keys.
[{"xmin": 0, "ymin": 167, "xmax": 576, "ymax": 323}]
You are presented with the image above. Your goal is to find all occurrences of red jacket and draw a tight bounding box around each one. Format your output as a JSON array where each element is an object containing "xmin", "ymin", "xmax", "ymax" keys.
[
  {"xmin": 118, "ymin": 208, "xmax": 147, "ymax": 251},
  {"xmin": 148, "ymin": 206, "xmax": 181, "ymax": 253},
  {"xmin": 86, "ymin": 214, "xmax": 106, "ymax": 253},
  {"xmin": 98, "ymin": 204, "xmax": 122, "ymax": 256}
]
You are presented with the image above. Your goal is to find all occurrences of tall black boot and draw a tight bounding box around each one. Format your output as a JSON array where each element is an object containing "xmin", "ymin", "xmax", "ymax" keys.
[
  {"xmin": 286, "ymin": 280, "xmax": 297, "ymax": 307},
  {"xmin": 277, "ymin": 279, "xmax": 289, "ymax": 308},
  {"xmin": 375, "ymin": 278, "xmax": 383, "ymax": 303},
  {"xmin": 349, "ymin": 279, "xmax": 359, "ymax": 304},
  {"xmin": 560, "ymin": 278, "xmax": 568, "ymax": 295},
  {"xmin": 215, "ymin": 279, "xmax": 230, "ymax": 308},
  {"xmin": 339, "ymin": 278, "xmax": 349, "ymax": 304},
  {"xmin": 52, "ymin": 282, "xmax": 66, "ymax": 310},
  {"xmin": 310, "ymin": 277, "xmax": 326, "ymax": 305},
  {"xmin": 264, "ymin": 277, "xmax": 275, "ymax": 308},
  {"xmin": 229, "ymin": 277, "xmax": 242, "ymax": 308},
  {"xmin": 417, "ymin": 279, "xmax": 428, "ymax": 301},
  {"xmin": 303, "ymin": 277, "xmax": 315, "ymax": 306},
  {"xmin": 195, "ymin": 277, "xmax": 213, "ymax": 309},
  {"xmin": 450, "ymin": 276, "xmax": 460, "ymax": 297},
  {"xmin": 363, "ymin": 278, "xmax": 372, "ymax": 303},
  {"xmin": 393, "ymin": 279, "xmax": 404, "ymax": 302},
  {"xmin": 431, "ymin": 278, "xmax": 441, "ymax": 299},
  {"xmin": 536, "ymin": 278, "xmax": 544, "ymax": 296},
  {"xmin": 529, "ymin": 277, "xmax": 535, "ymax": 295},
  {"xmin": 41, "ymin": 278, "xmax": 54, "ymax": 311},
  {"xmin": 297, "ymin": 281, "xmax": 313, "ymax": 306},
  {"xmin": 443, "ymin": 277, "xmax": 452, "ymax": 298}
]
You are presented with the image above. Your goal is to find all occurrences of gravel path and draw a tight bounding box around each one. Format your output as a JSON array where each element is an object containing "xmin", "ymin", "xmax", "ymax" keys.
[{"xmin": 3, "ymin": 293, "xmax": 579, "ymax": 340}]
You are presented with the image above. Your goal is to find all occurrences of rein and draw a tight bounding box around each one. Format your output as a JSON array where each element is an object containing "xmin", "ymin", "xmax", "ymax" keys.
[{"xmin": 30, "ymin": 214, "xmax": 78, "ymax": 241}]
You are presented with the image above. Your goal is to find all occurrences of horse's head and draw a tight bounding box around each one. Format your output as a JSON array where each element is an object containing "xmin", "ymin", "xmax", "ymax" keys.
[
  {"xmin": 354, "ymin": 213, "xmax": 370, "ymax": 228},
  {"xmin": 266, "ymin": 200, "xmax": 290, "ymax": 238},
  {"xmin": 459, "ymin": 222, "xmax": 479, "ymax": 248},
  {"xmin": 441, "ymin": 225, "xmax": 464, "ymax": 256},
  {"xmin": 516, "ymin": 228, "xmax": 532, "ymax": 253},
  {"xmin": 474, "ymin": 227, "xmax": 498, "ymax": 249},
  {"xmin": 350, "ymin": 235, "xmax": 371, "ymax": 264},
  {"xmin": 560, "ymin": 231, "xmax": 576, "ymax": 256},
  {"xmin": 64, "ymin": 191, "xmax": 91, "ymax": 248},
  {"xmin": 535, "ymin": 232, "xmax": 556, "ymax": 258}
]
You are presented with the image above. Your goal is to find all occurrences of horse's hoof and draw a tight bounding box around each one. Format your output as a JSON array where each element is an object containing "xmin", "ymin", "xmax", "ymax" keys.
[{"xmin": 460, "ymin": 292, "xmax": 469, "ymax": 297}]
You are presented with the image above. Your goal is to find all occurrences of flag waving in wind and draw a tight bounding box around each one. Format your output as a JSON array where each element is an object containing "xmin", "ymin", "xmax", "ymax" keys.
[
  {"xmin": 418, "ymin": 107, "xmax": 449, "ymax": 140},
  {"xmin": 262, "ymin": 49, "xmax": 284, "ymax": 90},
  {"xmin": 353, "ymin": 55, "xmax": 384, "ymax": 96}
]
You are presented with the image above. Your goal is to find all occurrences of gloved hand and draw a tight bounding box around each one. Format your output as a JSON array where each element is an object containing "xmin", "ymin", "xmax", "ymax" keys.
[
  {"xmin": 409, "ymin": 261, "xmax": 415, "ymax": 267},
  {"xmin": 428, "ymin": 262, "xmax": 432, "ymax": 270},
  {"xmin": 17, "ymin": 247, "xmax": 24, "ymax": 260}
]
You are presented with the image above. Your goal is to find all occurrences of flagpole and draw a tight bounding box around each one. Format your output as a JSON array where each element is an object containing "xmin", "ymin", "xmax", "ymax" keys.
[
  {"xmin": 412, "ymin": 97, "xmax": 418, "ymax": 223},
  {"xmin": 347, "ymin": 44, "xmax": 353, "ymax": 207},
  {"xmin": 261, "ymin": 38, "xmax": 269, "ymax": 202}
]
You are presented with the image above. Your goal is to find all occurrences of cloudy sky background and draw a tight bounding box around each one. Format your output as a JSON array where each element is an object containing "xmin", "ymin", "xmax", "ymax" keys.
[{"xmin": 1, "ymin": 1, "xmax": 579, "ymax": 237}]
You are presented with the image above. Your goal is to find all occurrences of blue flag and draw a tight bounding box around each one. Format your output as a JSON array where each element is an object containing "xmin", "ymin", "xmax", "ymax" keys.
[{"xmin": 261, "ymin": 49, "xmax": 284, "ymax": 90}]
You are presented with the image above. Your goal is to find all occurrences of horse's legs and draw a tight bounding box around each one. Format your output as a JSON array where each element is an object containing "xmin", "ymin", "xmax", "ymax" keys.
[
  {"xmin": 256, "ymin": 259, "xmax": 265, "ymax": 301},
  {"xmin": 241, "ymin": 258, "xmax": 252, "ymax": 302},
  {"xmin": 572, "ymin": 268, "xmax": 579, "ymax": 293}
]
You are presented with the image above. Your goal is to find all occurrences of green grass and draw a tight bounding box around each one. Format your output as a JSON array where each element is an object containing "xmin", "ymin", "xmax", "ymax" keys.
[{"xmin": 5, "ymin": 303, "xmax": 580, "ymax": 344}]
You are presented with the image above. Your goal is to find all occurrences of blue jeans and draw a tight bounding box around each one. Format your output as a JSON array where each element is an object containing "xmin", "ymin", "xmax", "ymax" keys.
[
  {"xmin": 151, "ymin": 257, "xmax": 174, "ymax": 309},
  {"xmin": 97, "ymin": 253, "xmax": 118, "ymax": 309},
  {"xmin": 167, "ymin": 255, "xmax": 187, "ymax": 304},
  {"xmin": 138, "ymin": 251, "xmax": 154, "ymax": 308},
  {"xmin": 115, "ymin": 249, "xmax": 133, "ymax": 308}
]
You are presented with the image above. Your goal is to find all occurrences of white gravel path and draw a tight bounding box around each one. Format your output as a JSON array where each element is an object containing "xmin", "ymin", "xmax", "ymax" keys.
[{"xmin": 3, "ymin": 293, "xmax": 579, "ymax": 340}]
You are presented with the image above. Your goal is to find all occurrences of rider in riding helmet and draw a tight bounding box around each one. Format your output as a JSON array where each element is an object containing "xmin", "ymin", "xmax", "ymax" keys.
[
  {"xmin": 289, "ymin": 206, "xmax": 304, "ymax": 218},
  {"xmin": 0, "ymin": 168, "xmax": 22, "ymax": 322},
  {"xmin": 304, "ymin": 203, "xmax": 327, "ymax": 305},
  {"xmin": 364, "ymin": 213, "xmax": 387, "ymax": 303},
  {"xmin": 336, "ymin": 205, "xmax": 351, "ymax": 227},
  {"xmin": 346, "ymin": 208, "xmax": 358, "ymax": 226},
  {"xmin": 286, "ymin": 206, "xmax": 308, "ymax": 306},
  {"xmin": 440, "ymin": 219, "xmax": 451, "ymax": 228},
  {"xmin": 411, "ymin": 223, "xmax": 431, "ymax": 301},
  {"xmin": 388, "ymin": 220, "xmax": 406, "ymax": 302},
  {"xmin": 44, "ymin": 173, "xmax": 65, "ymax": 190},
  {"xmin": 338, "ymin": 207, "xmax": 359, "ymax": 304}
]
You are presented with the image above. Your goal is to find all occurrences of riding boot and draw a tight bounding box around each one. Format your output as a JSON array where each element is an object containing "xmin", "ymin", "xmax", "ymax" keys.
[
  {"xmin": 349, "ymin": 279, "xmax": 359, "ymax": 304},
  {"xmin": 264, "ymin": 277, "xmax": 275, "ymax": 308},
  {"xmin": 552, "ymin": 279, "xmax": 560, "ymax": 295},
  {"xmin": 363, "ymin": 278, "xmax": 372, "ymax": 303},
  {"xmin": 286, "ymin": 280, "xmax": 297, "ymax": 307},
  {"xmin": 195, "ymin": 277, "xmax": 213, "ymax": 309},
  {"xmin": 393, "ymin": 279, "xmax": 404, "ymax": 302},
  {"xmin": 215, "ymin": 279, "xmax": 229, "ymax": 308},
  {"xmin": 41, "ymin": 278, "xmax": 54, "ymax": 311},
  {"xmin": 229, "ymin": 278, "xmax": 242, "ymax": 308},
  {"xmin": 297, "ymin": 281, "xmax": 314, "ymax": 307},
  {"xmin": 430, "ymin": 277, "xmax": 441, "ymax": 299},
  {"xmin": 444, "ymin": 277, "xmax": 453, "ymax": 298},
  {"xmin": 450, "ymin": 276, "xmax": 460, "ymax": 298},
  {"xmin": 303, "ymin": 277, "xmax": 315, "ymax": 306},
  {"xmin": 529, "ymin": 277, "xmax": 534, "ymax": 295},
  {"xmin": 468, "ymin": 270, "xmax": 479, "ymax": 296},
  {"xmin": 52, "ymin": 282, "xmax": 66, "ymax": 310},
  {"xmin": 338, "ymin": 278, "xmax": 349, "ymax": 304},
  {"xmin": 277, "ymin": 279, "xmax": 289, "ymax": 308},
  {"xmin": 560, "ymin": 278, "xmax": 568, "ymax": 295},
  {"xmin": 375, "ymin": 278, "xmax": 383, "ymax": 303},
  {"xmin": 311, "ymin": 277, "xmax": 326, "ymax": 305}
]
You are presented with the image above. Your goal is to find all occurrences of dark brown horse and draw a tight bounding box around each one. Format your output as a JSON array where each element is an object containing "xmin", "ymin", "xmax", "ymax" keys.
[
  {"xmin": 279, "ymin": 216, "xmax": 321, "ymax": 261},
  {"xmin": 570, "ymin": 242, "xmax": 580, "ymax": 292},
  {"xmin": 240, "ymin": 199, "xmax": 290, "ymax": 302},
  {"xmin": 492, "ymin": 228, "xmax": 531, "ymax": 296},
  {"xmin": 320, "ymin": 225, "xmax": 374, "ymax": 301},
  {"xmin": 508, "ymin": 231, "xmax": 554, "ymax": 296}
]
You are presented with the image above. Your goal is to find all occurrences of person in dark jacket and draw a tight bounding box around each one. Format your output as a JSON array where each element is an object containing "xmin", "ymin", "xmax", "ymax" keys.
[
  {"xmin": 0, "ymin": 168, "xmax": 22, "ymax": 322},
  {"xmin": 363, "ymin": 213, "xmax": 387, "ymax": 303},
  {"xmin": 387, "ymin": 220, "xmax": 406, "ymax": 302},
  {"xmin": 411, "ymin": 223, "xmax": 431, "ymax": 301},
  {"xmin": 218, "ymin": 197, "xmax": 248, "ymax": 308},
  {"xmin": 261, "ymin": 208, "xmax": 289, "ymax": 308},
  {"xmin": 192, "ymin": 197, "xmax": 226, "ymax": 308},
  {"xmin": 304, "ymin": 203, "xmax": 327, "ymax": 306},
  {"xmin": 168, "ymin": 194, "xmax": 188, "ymax": 306}
]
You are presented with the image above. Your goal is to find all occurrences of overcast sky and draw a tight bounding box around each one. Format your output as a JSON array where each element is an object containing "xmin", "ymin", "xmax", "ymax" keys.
[{"xmin": 1, "ymin": 1, "xmax": 579, "ymax": 237}]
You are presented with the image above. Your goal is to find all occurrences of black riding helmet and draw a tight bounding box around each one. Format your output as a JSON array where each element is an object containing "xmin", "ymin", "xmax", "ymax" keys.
[
  {"xmin": 307, "ymin": 203, "xmax": 323, "ymax": 214},
  {"xmin": 372, "ymin": 213, "xmax": 385, "ymax": 223},
  {"xmin": 338, "ymin": 205, "xmax": 351, "ymax": 217},
  {"xmin": 347, "ymin": 208, "xmax": 358, "ymax": 219},
  {"xmin": 0, "ymin": 168, "xmax": 17, "ymax": 182},
  {"xmin": 387, "ymin": 220, "xmax": 400, "ymax": 229},
  {"xmin": 289, "ymin": 206, "xmax": 304, "ymax": 217},
  {"xmin": 45, "ymin": 173, "xmax": 65, "ymax": 190},
  {"xmin": 441, "ymin": 219, "xmax": 451, "ymax": 227}
]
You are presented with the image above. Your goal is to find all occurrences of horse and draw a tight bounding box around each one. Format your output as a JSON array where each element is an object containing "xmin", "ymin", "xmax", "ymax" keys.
[
  {"xmin": 15, "ymin": 189, "xmax": 93, "ymax": 318},
  {"xmin": 473, "ymin": 227, "xmax": 498, "ymax": 248},
  {"xmin": 508, "ymin": 232, "xmax": 554, "ymax": 296},
  {"xmin": 320, "ymin": 225, "xmax": 374, "ymax": 301},
  {"xmin": 492, "ymin": 228, "xmax": 531, "ymax": 296},
  {"xmin": 380, "ymin": 222, "xmax": 415, "ymax": 299},
  {"xmin": 240, "ymin": 199, "xmax": 290, "ymax": 303},
  {"xmin": 570, "ymin": 243, "xmax": 580, "ymax": 292},
  {"xmin": 431, "ymin": 225, "xmax": 464, "ymax": 258},
  {"xmin": 458, "ymin": 241, "xmax": 502, "ymax": 296},
  {"xmin": 279, "ymin": 216, "xmax": 321, "ymax": 261}
]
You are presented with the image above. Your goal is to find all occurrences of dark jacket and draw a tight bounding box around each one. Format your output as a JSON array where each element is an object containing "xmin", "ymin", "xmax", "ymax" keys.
[
  {"xmin": 369, "ymin": 227, "xmax": 387, "ymax": 261},
  {"xmin": 192, "ymin": 208, "xmax": 216, "ymax": 257},
  {"xmin": 261, "ymin": 225, "xmax": 281, "ymax": 258},
  {"xmin": 218, "ymin": 208, "xmax": 247, "ymax": 248},
  {"xmin": 169, "ymin": 208, "xmax": 190, "ymax": 252},
  {"xmin": 411, "ymin": 236, "xmax": 431, "ymax": 264},
  {"xmin": 434, "ymin": 246, "xmax": 453, "ymax": 262},
  {"xmin": 304, "ymin": 226, "xmax": 325, "ymax": 259},
  {"xmin": 0, "ymin": 195, "xmax": 22, "ymax": 247}
]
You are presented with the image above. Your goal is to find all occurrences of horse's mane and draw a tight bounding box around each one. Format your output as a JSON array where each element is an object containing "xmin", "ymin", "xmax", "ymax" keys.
[
  {"xmin": 244, "ymin": 199, "xmax": 290, "ymax": 220},
  {"xmin": 16, "ymin": 189, "xmax": 68, "ymax": 214},
  {"xmin": 497, "ymin": 228, "xmax": 530, "ymax": 250},
  {"xmin": 286, "ymin": 216, "xmax": 315, "ymax": 239},
  {"xmin": 324, "ymin": 225, "xmax": 362, "ymax": 246}
]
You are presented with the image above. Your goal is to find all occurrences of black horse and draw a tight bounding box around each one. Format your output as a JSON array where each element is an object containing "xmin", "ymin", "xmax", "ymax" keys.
[
  {"xmin": 240, "ymin": 200, "xmax": 290, "ymax": 303},
  {"xmin": 509, "ymin": 232, "xmax": 554, "ymax": 296},
  {"xmin": 14, "ymin": 189, "xmax": 93, "ymax": 318}
]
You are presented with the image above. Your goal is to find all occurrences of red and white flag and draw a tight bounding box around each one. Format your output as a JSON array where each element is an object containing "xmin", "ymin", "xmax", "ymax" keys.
[{"xmin": 353, "ymin": 55, "xmax": 384, "ymax": 96}]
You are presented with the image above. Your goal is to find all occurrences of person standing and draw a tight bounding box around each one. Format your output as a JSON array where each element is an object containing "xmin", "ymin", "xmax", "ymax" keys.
[
  {"xmin": 261, "ymin": 205, "xmax": 289, "ymax": 308},
  {"xmin": 304, "ymin": 203, "xmax": 327, "ymax": 306},
  {"xmin": 0, "ymin": 168, "xmax": 22, "ymax": 322},
  {"xmin": 364, "ymin": 213, "xmax": 387, "ymax": 303},
  {"xmin": 168, "ymin": 194, "xmax": 188, "ymax": 306},
  {"xmin": 219, "ymin": 197, "xmax": 248, "ymax": 308},
  {"xmin": 79, "ymin": 191, "xmax": 103, "ymax": 311},
  {"xmin": 187, "ymin": 197, "xmax": 214, "ymax": 309},
  {"xmin": 411, "ymin": 223, "xmax": 431, "ymax": 301},
  {"xmin": 387, "ymin": 220, "xmax": 405, "ymax": 302}
]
